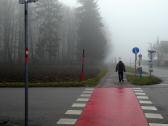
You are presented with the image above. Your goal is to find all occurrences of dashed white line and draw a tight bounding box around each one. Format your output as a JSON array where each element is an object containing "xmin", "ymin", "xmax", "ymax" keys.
[
  {"xmin": 85, "ymin": 88, "xmax": 94, "ymax": 91},
  {"xmin": 57, "ymin": 118, "xmax": 77, "ymax": 125},
  {"xmin": 76, "ymin": 98, "xmax": 89, "ymax": 102},
  {"xmin": 80, "ymin": 94, "xmax": 91, "ymax": 97},
  {"xmin": 145, "ymin": 113, "xmax": 164, "ymax": 119},
  {"xmin": 83, "ymin": 91, "xmax": 93, "ymax": 94},
  {"xmin": 141, "ymin": 106, "xmax": 157, "ymax": 111},
  {"xmin": 133, "ymin": 88, "xmax": 142, "ymax": 90},
  {"xmin": 149, "ymin": 123, "xmax": 168, "ymax": 126},
  {"xmin": 72, "ymin": 103, "xmax": 86, "ymax": 108},
  {"xmin": 65, "ymin": 110, "xmax": 82, "ymax": 115},
  {"xmin": 135, "ymin": 92, "xmax": 146, "ymax": 95},
  {"xmin": 139, "ymin": 100, "xmax": 152, "ymax": 104},
  {"xmin": 137, "ymin": 96, "xmax": 149, "ymax": 99},
  {"xmin": 134, "ymin": 90, "xmax": 144, "ymax": 92}
]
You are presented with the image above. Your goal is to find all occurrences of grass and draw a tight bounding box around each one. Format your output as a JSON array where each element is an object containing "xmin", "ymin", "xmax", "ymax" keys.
[
  {"xmin": 82, "ymin": 69, "xmax": 107, "ymax": 87},
  {"xmin": 0, "ymin": 69, "xmax": 107, "ymax": 88},
  {"xmin": 126, "ymin": 75, "xmax": 162, "ymax": 85},
  {"xmin": 126, "ymin": 66, "xmax": 135, "ymax": 73},
  {"xmin": 126, "ymin": 66, "xmax": 161, "ymax": 85}
]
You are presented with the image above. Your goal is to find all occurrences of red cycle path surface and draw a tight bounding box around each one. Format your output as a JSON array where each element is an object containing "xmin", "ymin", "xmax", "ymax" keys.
[{"xmin": 75, "ymin": 88, "xmax": 149, "ymax": 126}]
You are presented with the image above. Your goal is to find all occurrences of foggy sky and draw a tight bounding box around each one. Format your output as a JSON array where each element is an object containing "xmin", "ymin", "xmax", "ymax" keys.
[{"xmin": 60, "ymin": 0, "xmax": 168, "ymax": 63}]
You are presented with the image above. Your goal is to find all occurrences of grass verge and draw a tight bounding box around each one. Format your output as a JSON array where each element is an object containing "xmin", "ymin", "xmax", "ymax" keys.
[
  {"xmin": 126, "ymin": 66, "xmax": 135, "ymax": 73},
  {"xmin": 81, "ymin": 69, "xmax": 107, "ymax": 87},
  {"xmin": 126, "ymin": 75, "xmax": 161, "ymax": 85},
  {"xmin": 0, "ymin": 69, "xmax": 107, "ymax": 88}
]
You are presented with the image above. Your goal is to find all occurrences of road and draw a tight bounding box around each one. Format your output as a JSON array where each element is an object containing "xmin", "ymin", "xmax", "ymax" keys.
[
  {"xmin": 142, "ymin": 66, "xmax": 168, "ymax": 124},
  {"xmin": 0, "ymin": 66, "xmax": 168, "ymax": 126},
  {"xmin": 0, "ymin": 88, "xmax": 85, "ymax": 126},
  {"xmin": 143, "ymin": 65, "xmax": 168, "ymax": 84}
]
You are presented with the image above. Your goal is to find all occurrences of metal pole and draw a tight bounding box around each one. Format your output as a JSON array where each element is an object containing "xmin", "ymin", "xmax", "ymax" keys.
[
  {"xmin": 135, "ymin": 54, "xmax": 137, "ymax": 76},
  {"xmin": 24, "ymin": 1, "xmax": 29, "ymax": 126},
  {"xmin": 82, "ymin": 49, "xmax": 85, "ymax": 73}
]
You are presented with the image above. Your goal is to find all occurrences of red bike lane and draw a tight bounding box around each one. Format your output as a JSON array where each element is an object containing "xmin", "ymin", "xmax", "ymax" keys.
[{"xmin": 76, "ymin": 88, "xmax": 148, "ymax": 126}]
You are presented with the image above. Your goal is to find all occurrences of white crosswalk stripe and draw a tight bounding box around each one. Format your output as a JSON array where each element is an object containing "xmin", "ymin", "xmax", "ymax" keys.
[
  {"xmin": 139, "ymin": 100, "xmax": 152, "ymax": 104},
  {"xmin": 134, "ymin": 90, "xmax": 144, "ymax": 92},
  {"xmin": 133, "ymin": 88, "xmax": 142, "ymax": 90},
  {"xmin": 80, "ymin": 94, "xmax": 91, "ymax": 97},
  {"xmin": 57, "ymin": 118, "xmax": 77, "ymax": 125},
  {"xmin": 141, "ymin": 106, "xmax": 157, "ymax": 111},
  {"xmin": 76, "ymin": 98, "xmax": 89, "ymax": 102},
  {"xmin": 65, "ymin": 110, "xmax": 82, "ymax": 115},
  {"xmin": 83, "ymin": 91, "xmax": 93, "ymax": 94},
  {"xmin": 85, "ymin": 88, "xmax": 94, "ymax": 91},
  {"xmin": 135, "ymin": 92, "xmax": 146, "ymax": 95},
  {"xmin": 149, "ymin": 123, "xmax": 168, "ymax": 126},
  {"xmin": 145, "ymin": 113, "xmax": 164, "ymax": 119},
  {"xmin": 137, "ymin": 96, "xmax": 149, "ymax": 99},
  {"xmin": 72, "ymin": 103, "xmax": 86, "ymax": 107}
]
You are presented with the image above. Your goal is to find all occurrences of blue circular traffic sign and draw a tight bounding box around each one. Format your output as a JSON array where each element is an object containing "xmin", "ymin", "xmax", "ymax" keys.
[{"xmin": 132, "ymin": 47, "xmax": 139, "ymax": 54}]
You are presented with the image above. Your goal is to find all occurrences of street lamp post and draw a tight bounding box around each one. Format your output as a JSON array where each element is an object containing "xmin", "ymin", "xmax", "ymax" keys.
[{"xmin": 19, "ymin": 0, "xmax": 38, "ymax": 126}]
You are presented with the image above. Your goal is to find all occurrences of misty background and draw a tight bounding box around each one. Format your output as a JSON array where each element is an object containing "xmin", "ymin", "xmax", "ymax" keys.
[
  {"xmin": 62, "ymin": 0, "xmax": 168, "ymax": 63},
  {"xmin": 0, "ymin": 0, "xmax": 108, "ymax": 82},
  {"xmin": 0, "ymin": 0, "xmax": 168, "ymax": 82}
]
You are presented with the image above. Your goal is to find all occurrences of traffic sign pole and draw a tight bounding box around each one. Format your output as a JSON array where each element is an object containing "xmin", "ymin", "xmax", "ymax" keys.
[
  {"xmin": 135, "ymin": 54, "xmax": 137, "ymax": 76},
  {"xmin": 132, "ymin": 47, "xmax": 140, "ymax": 76},
  {"xmin": 24, "ymin": 1, "xmax": 29, "ymax": 126}
]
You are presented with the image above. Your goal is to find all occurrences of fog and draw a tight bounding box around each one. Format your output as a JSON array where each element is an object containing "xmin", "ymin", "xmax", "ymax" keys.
[{"xmin": 61, "ymin": 0, "xmax": 168, "ymax": 63}]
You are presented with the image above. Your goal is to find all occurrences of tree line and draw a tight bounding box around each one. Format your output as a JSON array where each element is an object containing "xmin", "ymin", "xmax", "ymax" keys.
[{"xmin": 0, "ymin": 0, "xmax": 108, "ymax": 66}]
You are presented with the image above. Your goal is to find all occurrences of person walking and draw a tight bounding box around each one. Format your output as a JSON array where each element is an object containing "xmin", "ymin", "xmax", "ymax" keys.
[{"xmin": 115, "ymin": 60, "xmax": 126, "ymax": 82}]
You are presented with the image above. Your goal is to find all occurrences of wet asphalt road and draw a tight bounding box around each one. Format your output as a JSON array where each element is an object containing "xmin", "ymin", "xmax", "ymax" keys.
[
  {"xmin": 143, "ymin": 86, "xmax": 168, "ymax": 124},
  {"xmin": 0, "ymin": 88, "xmax": 84, "ymax": 126},
  {"xmin": 0, "ymin": 66, "xmax": 168, "ymax": 126}
]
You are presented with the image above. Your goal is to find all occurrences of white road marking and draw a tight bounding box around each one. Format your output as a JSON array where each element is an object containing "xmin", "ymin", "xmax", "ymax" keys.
[
  {"xmin": 133, "ymin": 88, "xmax": 142, "ymax": 90},
  {"xmin": 149, "ymin": 123, "xmax": 168, "ymax": 126},
  {"xmin": 83, "ymin": 91, "xmax": 93, "ymax": 94},
  {"xmin": 57, "ymin": 118, "xmax": 77, "ymax": 125},
  {"xmin": 141, "ymin": 106, "xmax": 157, "ymax": 111},
  {"xmin": 135, "ymin": 92, "xmax": 146, "ymax": 95},
  {"xmin": 85, "ymin": 88, "xmax": 94, "ymax": 91},
  {"xmin": 77, "ymin": 98, "xmax": 89, "ymax": 102},
  {"xmin": 134, "ymin": 90, "xmax": 144, "ymax": 92},
  {"xmin": 80, "ymin": 94, "xmax": 91, "ymax": 97},
  {"xmin": 65, "ymin": 110, "xmax": 82, "ymax": 115},
  {"xmin": 145, "ymin": 113, "xmax": 164, "ymax": 119},
  {"xmin": 72, "ymin": 103, "xmax": 86, "ymax": 108},
  {"xmin": 139, "ymin": 100, "xmax": 152, "ymax": 104},
  {"xmin": 137, "ymin": 96, "xmax": 149, "ymax": 99}
]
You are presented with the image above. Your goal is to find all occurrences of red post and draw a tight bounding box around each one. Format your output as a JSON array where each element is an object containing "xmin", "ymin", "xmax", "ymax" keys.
[
  {"xmin": 25, "ymin": 48, "xmax": 29, "ymax": 64},
  {"xmin": 80, "ymin": 49, "xmax": 86, "ymax": 81}
]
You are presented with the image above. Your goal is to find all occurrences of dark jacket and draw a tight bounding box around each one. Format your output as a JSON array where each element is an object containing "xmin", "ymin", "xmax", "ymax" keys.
[{"xmin": 116, "ymin": 61, "xmax": 126, "ymax": 73}]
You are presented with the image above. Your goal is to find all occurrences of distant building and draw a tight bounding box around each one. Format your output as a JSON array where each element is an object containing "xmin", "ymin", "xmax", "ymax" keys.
[{"xmin": 158, "ymin": 41, "xmax": 168, "ymax": 66}]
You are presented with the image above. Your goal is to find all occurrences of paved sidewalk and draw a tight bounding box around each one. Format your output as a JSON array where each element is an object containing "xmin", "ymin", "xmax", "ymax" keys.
[{"xmin": 97, "ymin": 66, "xmax": 133, "ymax": 88}]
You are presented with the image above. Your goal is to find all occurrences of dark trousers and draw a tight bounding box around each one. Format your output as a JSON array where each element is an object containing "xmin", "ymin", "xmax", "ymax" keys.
[{"xmin": 118, "ymin": 72, "xmax": 124, "ymax": 82}]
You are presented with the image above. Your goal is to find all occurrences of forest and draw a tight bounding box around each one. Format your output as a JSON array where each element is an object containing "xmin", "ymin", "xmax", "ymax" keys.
[{"xmin": 0, "ymin": 0, "xmax": 108, "ymax": 82}]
